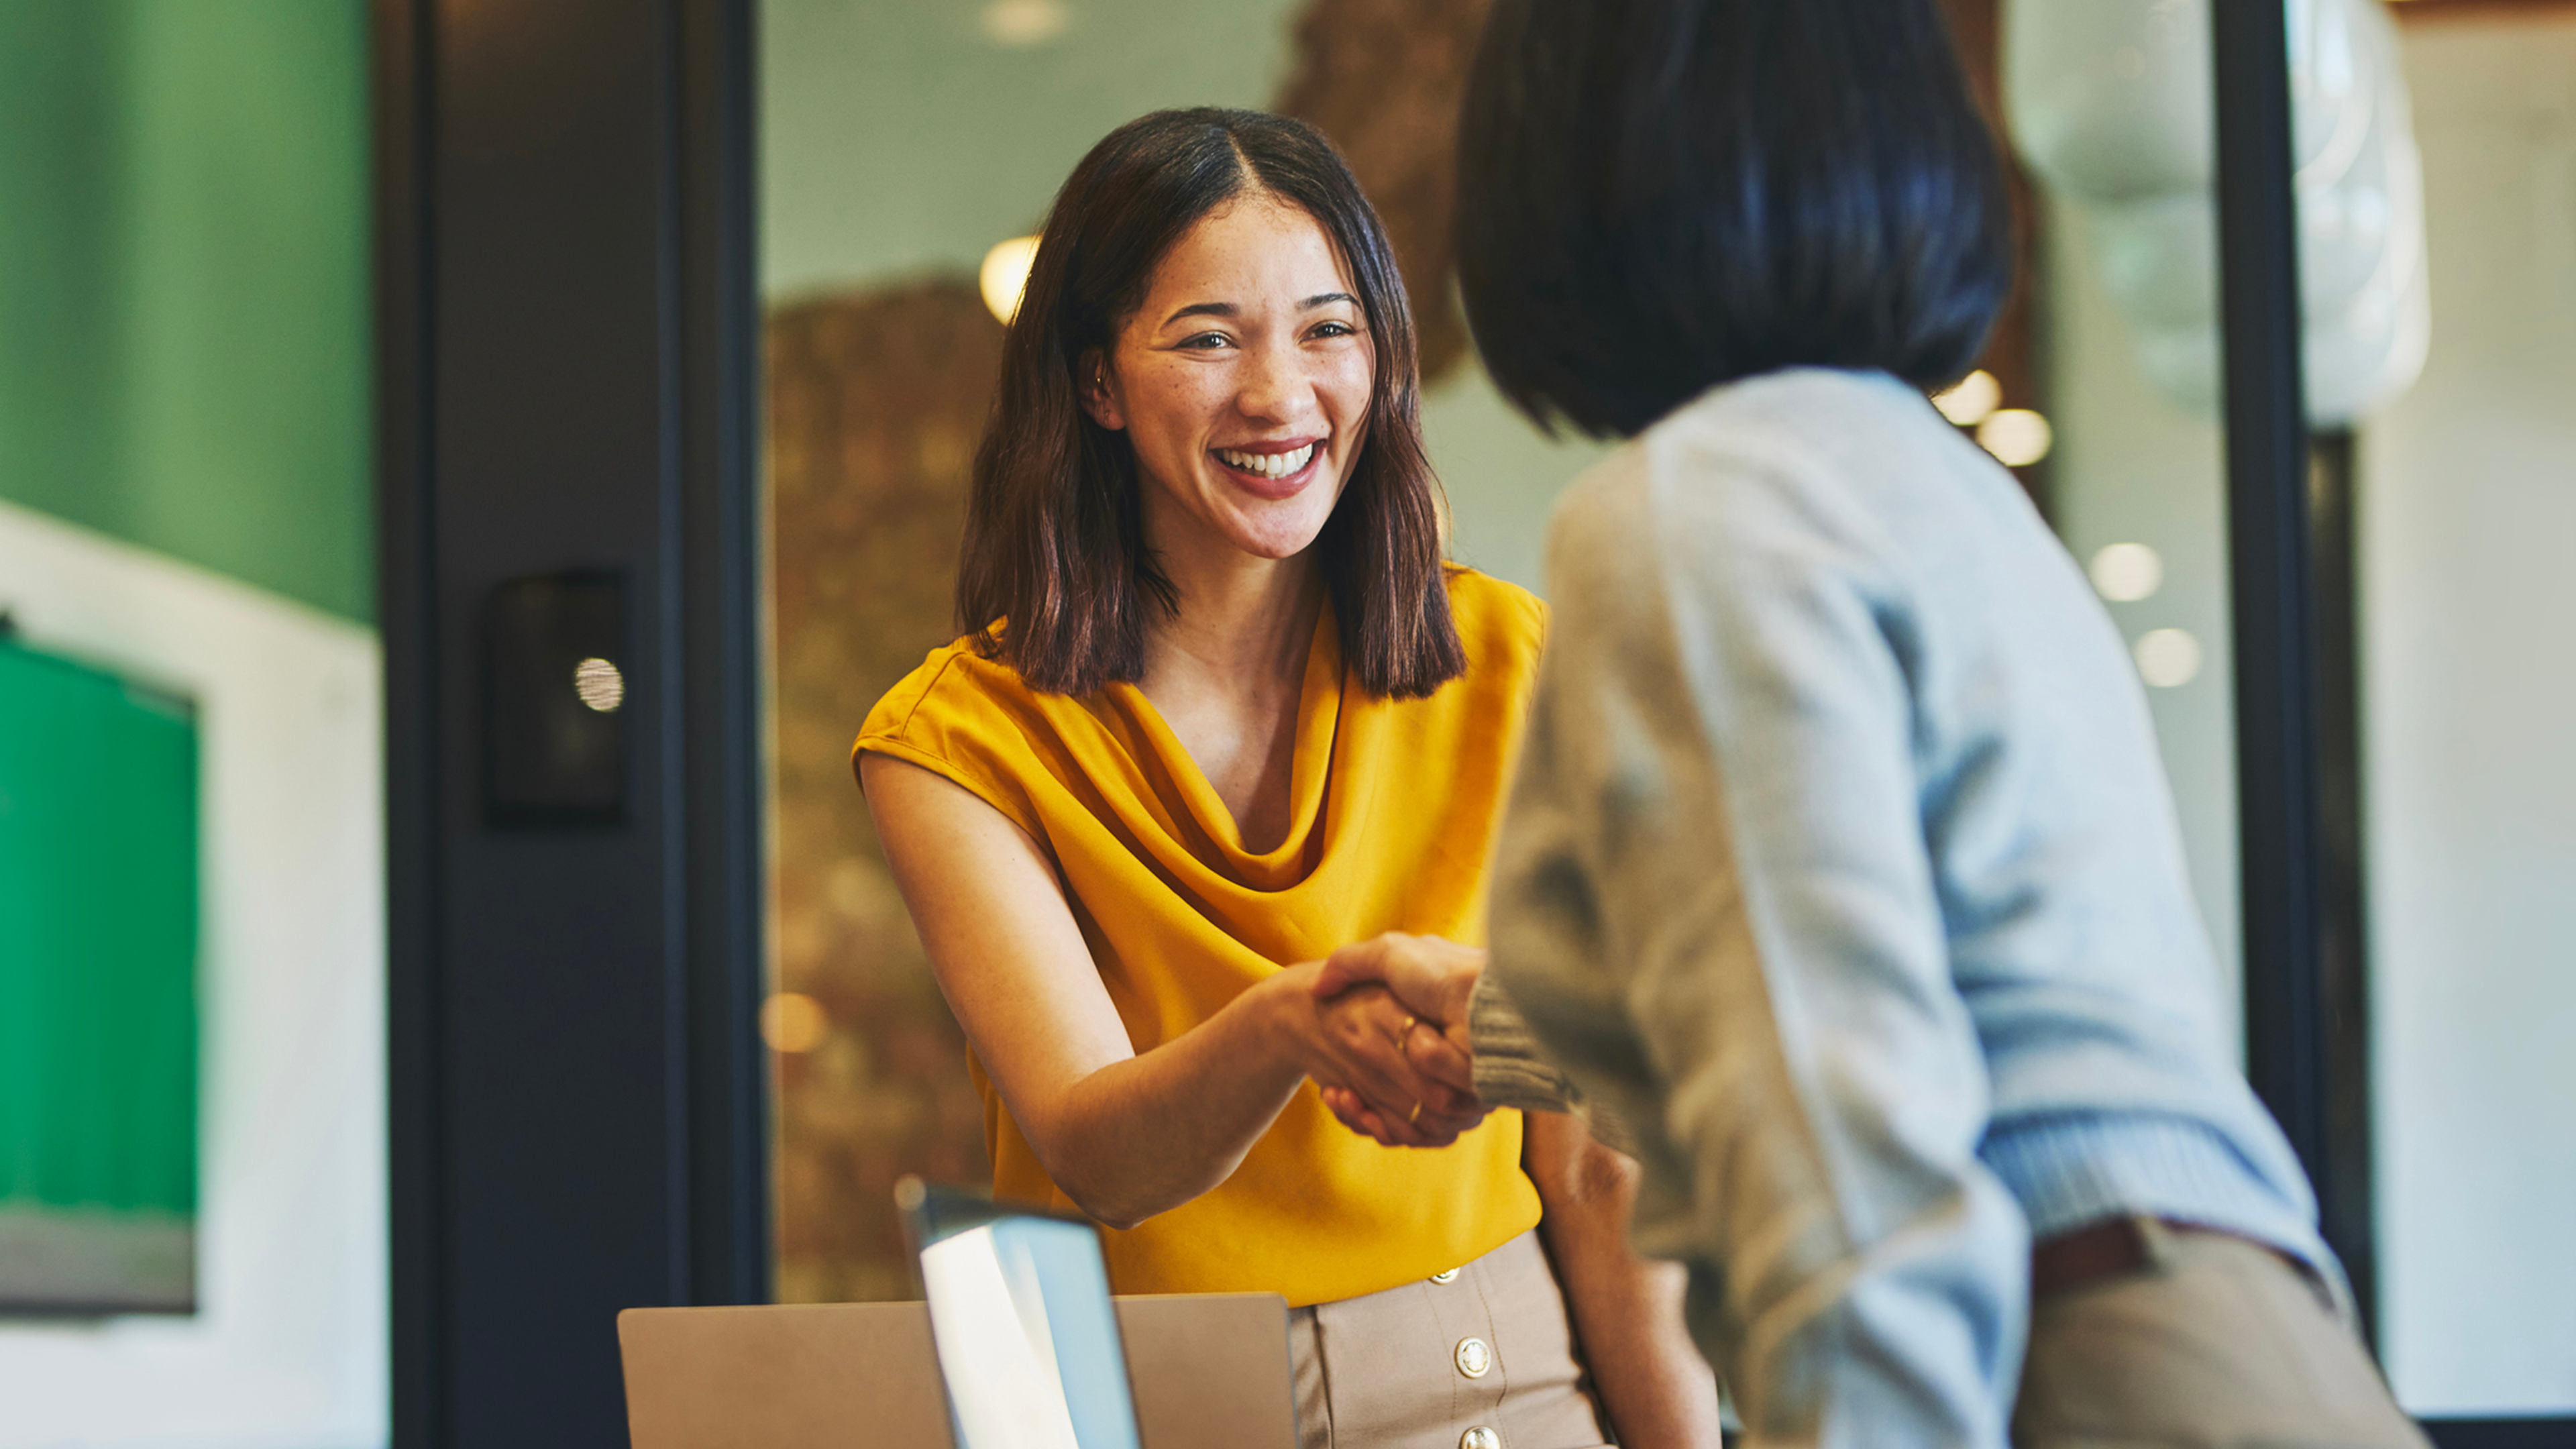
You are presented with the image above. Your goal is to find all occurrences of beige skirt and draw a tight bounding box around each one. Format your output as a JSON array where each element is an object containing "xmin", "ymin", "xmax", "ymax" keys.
[{"xmin": 1288, "ymin": 1228, "xmax": 1610, "ymax": 1449}]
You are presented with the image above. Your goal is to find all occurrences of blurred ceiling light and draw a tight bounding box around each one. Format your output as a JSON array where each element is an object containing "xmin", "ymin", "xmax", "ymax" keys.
[
  {"xmin": 761, "ymin": 991, "xmax": 829, "ymax": 1054},
  {"xmin": 2088, "ymin": 542, "xmax": 2165, "ymax": 602},
  {"xmin": 981, "ymin": 0, "xmax": 1069, "ymax": 48},
  {"xmin": 1932, "ymin": 369, "xmax": 2002, "ymax": 426},
  {"xmin": 2133, "ymin": 627, "xmax": 2202, "ymax": 688},
  {"xmin": 1977, "ymin": 407, "xmax": 2054, "ymax": 468},
  {"xmin": 572, "ymin": 655, "xmax": 625, "ymax": 712},
  {"xmin": 980, "ymin": 235, "xmax": 1040, "ymax": 325}
]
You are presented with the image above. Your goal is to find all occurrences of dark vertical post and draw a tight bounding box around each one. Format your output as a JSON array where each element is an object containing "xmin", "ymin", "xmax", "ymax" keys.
[
  {"xmin": 375, "ymin": 1, "xmax": 767, "ymax": 1444},
  {"xmin": 2211, "ymin": 0, "xmax": 2355, "ymax": 1296},
  {"xmin": 674, "ymin": 0, "xmax": 770, "ymax": 1307},
  {"xmin": 2308, "ymin": 429, "xmax": 2377, "ymax": 1340},
  {"xmin": 372, "ymin": 0, "xmax": 442, "ymax": 1442}
]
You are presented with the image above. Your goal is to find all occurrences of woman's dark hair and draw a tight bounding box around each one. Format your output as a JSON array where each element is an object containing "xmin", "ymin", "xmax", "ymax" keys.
[
  {"xmin": 958, "ymin": 107, "xmax": 1464, "ymax": 699},
  {"xmin": 1455, "ymin": 0, "xmax": 2013, "ymax": 438}
]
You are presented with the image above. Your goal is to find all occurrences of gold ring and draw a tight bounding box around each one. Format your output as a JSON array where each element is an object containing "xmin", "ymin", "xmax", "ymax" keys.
[{"xmin": 1409, "ymin": 1100, "xmax": 1424, "ymax": 1125}]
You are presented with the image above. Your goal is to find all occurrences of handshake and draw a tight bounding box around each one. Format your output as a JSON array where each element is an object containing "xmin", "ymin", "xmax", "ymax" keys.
[{"xmin": 1301, "ymin": 932, "xmax": 1493, "ymax": 1150}]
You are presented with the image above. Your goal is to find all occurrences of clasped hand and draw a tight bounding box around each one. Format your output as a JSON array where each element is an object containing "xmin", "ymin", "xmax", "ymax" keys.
[{"xmin": 1301, "ymin": 932, "xmax": 1490, "ymax": 1148}]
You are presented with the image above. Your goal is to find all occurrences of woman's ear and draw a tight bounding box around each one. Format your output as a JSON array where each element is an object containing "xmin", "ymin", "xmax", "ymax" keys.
[{"xmin": 1077, "ymin": 347, "xmax": 1126, "ymax": 431}]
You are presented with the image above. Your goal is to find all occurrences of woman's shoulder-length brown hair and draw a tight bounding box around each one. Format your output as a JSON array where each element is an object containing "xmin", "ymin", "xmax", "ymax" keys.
[{"xmin": 957, "ymin": 107, "xmax": 1465, "ymax": 700}]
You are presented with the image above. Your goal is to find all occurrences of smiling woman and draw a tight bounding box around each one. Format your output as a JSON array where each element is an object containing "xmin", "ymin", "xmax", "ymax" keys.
[
  {"xmin": 1078, "ymin": 197, "xmax": 1373, "ymax": 571},
  {"xmin": 955, "ymin": 108, "xmax": 1458, "ymax": 701},
  {"xmin": 849, "ymin": 109, "xmax": 1721, "ymax": 1449}
]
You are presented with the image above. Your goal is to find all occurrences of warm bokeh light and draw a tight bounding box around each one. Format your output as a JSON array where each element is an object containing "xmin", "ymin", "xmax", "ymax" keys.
[
  {"xmin": 979, "ymin": 235, "xmax": 1040, "ymax": 325},
  {"xmin": 980, "ymin": 0, "xmax": 1069, "ymax": 47},
  {"xmin": 1931, "ymin": 368, "xmax": 2002, "ymax": 426},
  {"xmin": 761, "ymin": 991, "xmax": 829, "ymax": 1054},
  {"xmin": 2088, "ymin": 542, "xmax": 2165, "ymax": 603},
  {"xmin": 2133, "ymin": 628, "xmax": 2203, "ymax": 688},
  {"xmin": 572, "ymin": 655, "xmax": 625, "ymax": 713},
  {"xmin": 1977, "ymin": 407, "xmax": 2054, "ymax": 468}
]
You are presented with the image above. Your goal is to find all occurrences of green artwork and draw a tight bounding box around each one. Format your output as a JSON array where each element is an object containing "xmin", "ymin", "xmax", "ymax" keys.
[{"xmin": 0, "ymin": 635, "xmax": 199, "ymax": 1313}]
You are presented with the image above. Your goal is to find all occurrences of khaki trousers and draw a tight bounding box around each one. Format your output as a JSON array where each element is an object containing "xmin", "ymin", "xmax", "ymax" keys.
[
  {"xmin": 1289, "ymin": 1228, "xmax": 1611, "ymax": 1449},
  {"xmin": 2015, "ymin": 1219, "xmax": 2432, "ymax": 1449}
]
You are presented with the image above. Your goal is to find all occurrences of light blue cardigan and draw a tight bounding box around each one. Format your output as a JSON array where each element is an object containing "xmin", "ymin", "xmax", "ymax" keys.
[{"xmin": 1480, "ymin": 368, "xmax": 2330, "ymax": 1449}]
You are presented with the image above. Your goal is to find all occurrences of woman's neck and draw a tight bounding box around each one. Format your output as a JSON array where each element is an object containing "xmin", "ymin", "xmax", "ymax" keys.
[
  {"xmin": 1130, "ymin": 496, "xmax": 1325, "ymax": 851},
  {"xmin": 1140, "ymin": 529, "xmax": 1324, "ymax": 703}
]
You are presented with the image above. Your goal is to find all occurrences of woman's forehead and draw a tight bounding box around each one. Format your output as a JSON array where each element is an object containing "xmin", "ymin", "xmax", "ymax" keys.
[{"xmin": 1140, "ymin": 197, "xmax": 1356, "ymax": 313}]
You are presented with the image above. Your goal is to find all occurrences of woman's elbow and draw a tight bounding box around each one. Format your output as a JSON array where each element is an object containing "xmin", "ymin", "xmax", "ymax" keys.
[
  {"xmin": 1031, "ymin": 1137, "xmax": 1167, "ymax": 1231},
  {"xmin": 1530, "ymin": 1116, "xmax": 1643, "ymax": 1216},
  {"xmin": 1066, "ymin": 1185, "xmax": 1148, "ymax": 1233}
]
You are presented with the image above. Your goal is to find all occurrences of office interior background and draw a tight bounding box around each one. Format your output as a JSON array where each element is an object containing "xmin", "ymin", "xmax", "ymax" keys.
[{"xmin": 0, "ymin": 0, "xmax": 2568, "ymax": 1445}]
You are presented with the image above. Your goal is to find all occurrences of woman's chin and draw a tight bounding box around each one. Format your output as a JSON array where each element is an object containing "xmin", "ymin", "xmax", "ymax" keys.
[
  {"xmin": 1224, "ymin": 525, "xmax": 1328, "ymax": 563},
  {"xmin": 1201, "ymin": 490, "xmax": 1340, "ymax": 563}
]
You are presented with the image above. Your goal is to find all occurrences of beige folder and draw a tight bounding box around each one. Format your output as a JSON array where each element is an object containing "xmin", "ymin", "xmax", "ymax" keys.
[{"xmin": 618, "ymin": 1293, "xmax": 1296, "ymax": 1449}]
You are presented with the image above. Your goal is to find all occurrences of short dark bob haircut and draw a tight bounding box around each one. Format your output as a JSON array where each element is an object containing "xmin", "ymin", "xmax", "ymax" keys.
[
  {"xmin": 957, "ymin": 108, "xmax": 1464, "ymax": 699},
  {"xmin": 1455, "ymin": 0, "xmax": 2013, "ymax": 439}
]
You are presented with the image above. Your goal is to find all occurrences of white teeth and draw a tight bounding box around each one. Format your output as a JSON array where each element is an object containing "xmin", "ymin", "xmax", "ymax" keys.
[{"xmin": 1217, "ymin": 443, "xmax": 1317, "ymax": 479}]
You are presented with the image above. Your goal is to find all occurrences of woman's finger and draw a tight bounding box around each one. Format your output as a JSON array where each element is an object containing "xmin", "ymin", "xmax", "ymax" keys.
[
  {"xmin": 1326, "ymin": 989, "xmax": 1442, "ymax": 1104},
  {"xmin": 1402, "ymin": 1028, "xmax": 1479, "ymax": 1097},
  {"xmin": 1324, "ymin": 1085, "xmax": 1401, "ymax": 1144},
  {"xmin": 1310, "ymin": 934, "xmax": 1399, "ymax": 998},
  {"xmin": 1320, "ymin": 1087, "xmax": 1380, "ymax": 1140}
]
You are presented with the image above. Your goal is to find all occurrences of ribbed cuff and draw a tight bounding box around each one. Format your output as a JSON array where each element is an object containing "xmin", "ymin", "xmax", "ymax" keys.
[
  {"xmin": 1467, "ymin": 974, "xmax": 1638, "ymax": 1156},
  {"xmin": 1984, "ymin": 1112, "xmax": 2336, "ymax": 1284}
]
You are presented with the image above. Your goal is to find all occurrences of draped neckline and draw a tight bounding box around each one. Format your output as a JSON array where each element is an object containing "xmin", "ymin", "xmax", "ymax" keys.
[{"xmin": 1091, "ymin": 599, "xmax": 1346, "ymax": 889}]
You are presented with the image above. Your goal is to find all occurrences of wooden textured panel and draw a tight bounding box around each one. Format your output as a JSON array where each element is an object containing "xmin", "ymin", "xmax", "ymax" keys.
[
  {"xmin": 1275, "ymin": 0, "xmax": 1494, "ymax": 384},
  {"xmin": 767, "ymin": 281, "xmax": 1003, "ymax": 1303}
]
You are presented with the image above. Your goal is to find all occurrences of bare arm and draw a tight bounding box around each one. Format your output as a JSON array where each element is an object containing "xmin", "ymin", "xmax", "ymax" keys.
[
  {"xmin": 1525, "ymin": 1112, "xmax": 1725, "ymax": 1449},
  {"xmin": 861, "ymin": 753, "xmax": 1474, "ymax": 1227}
]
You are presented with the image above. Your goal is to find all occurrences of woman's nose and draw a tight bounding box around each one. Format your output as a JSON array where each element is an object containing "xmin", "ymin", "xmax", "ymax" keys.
[{"xmin": 1232, "ymin": 337, "xmax": 1314, "ymax": 423}]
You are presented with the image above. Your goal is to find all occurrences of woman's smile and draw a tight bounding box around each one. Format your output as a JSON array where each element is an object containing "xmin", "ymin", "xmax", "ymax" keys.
[{"xmin": 1212, "ymin": 436, "xmax": 1326, "ymax": 496}]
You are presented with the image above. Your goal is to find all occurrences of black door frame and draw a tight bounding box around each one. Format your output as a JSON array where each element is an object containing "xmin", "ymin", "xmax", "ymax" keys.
[{"xmin": 374, "ymin": 1, "xmax": 764, "ymax": 1445}]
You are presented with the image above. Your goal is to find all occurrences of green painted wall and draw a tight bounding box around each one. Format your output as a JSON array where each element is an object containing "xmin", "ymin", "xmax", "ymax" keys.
[{"xmin": 0, "ymin": 0, "xmax": 372, "ymax": 625}]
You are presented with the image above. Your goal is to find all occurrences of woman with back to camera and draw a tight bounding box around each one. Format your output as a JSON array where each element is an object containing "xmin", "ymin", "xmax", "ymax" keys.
[
  {"xmin": 853, "ymin": 109, "xmax": 1721, "ymax": 1448},
  {"xmin": 1312, "ymin": 2, "xmax": 2432, "ymax": 1446}
]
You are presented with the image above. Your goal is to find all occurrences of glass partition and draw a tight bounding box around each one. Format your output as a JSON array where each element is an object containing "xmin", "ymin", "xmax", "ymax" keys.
[
  {"xmin": 759, "ymin": 15, "xmax": 2574, "ymax": 1430},
  {"xmin": 1999, "ymin": 0, "xmax": 2254, "ymax": 1037},
  {"xmin": 757, "ymin": 0, "xmax": 1607, "ymax": 1304}
]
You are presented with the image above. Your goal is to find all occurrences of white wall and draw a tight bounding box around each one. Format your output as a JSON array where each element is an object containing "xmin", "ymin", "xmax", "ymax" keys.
[
  {"xmin": 2363, "ymin": 13, "xmax": 2576, "ymax": 1416},
  {"xmin": 0, "ymin": 500, "xmax": 387, "ymax": 1449}
]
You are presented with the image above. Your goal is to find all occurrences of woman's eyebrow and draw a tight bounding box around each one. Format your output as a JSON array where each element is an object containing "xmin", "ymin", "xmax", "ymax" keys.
[{"xmin": 1160, "ymin": 291, "xmax": 1359, "ymax": 327}]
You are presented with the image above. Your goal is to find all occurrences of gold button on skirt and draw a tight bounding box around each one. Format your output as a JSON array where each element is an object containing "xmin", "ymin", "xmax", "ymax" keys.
[{"xmin": 1286, "ymin": 1229, "xmax": 1610, "ymax": 1449}]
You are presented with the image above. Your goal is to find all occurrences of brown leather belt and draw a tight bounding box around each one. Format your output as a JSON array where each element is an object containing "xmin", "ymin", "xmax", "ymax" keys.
[
  {"xmin": 2030, "ymin": 1216, "xmax": 2299, "ymax": 1298},
  {"xmin": 2031, "ymin": 1216, "xmax": 2159, "ymax": 1296}
]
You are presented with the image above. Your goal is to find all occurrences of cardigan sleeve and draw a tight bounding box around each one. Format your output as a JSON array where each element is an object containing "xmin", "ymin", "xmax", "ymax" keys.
[{"xmin": 1466, "ymin": 971, "xmax": 1638, "ymax": 1158}]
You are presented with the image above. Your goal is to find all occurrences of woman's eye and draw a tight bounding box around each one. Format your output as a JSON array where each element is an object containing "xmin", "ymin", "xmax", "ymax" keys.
[
  {"xmin": 1310, "ymin": 321, "xmax": 1357, "ymax": 339},
  {"xmin": 1179, "ymin": 332, "xmax": 1234, "ymax": 350}
]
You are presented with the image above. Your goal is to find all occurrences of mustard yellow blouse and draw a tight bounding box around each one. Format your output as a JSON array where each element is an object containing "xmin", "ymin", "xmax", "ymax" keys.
[{"xmin": 853, "ymin": 569, "xmax": 1548, "ymax": 1306}]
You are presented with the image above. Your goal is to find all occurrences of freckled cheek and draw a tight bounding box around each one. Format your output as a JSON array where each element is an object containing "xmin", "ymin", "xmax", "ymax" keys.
[{"xmin": 1326, "ymin": 357, "xmax": 1375, "ymax": 460}]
